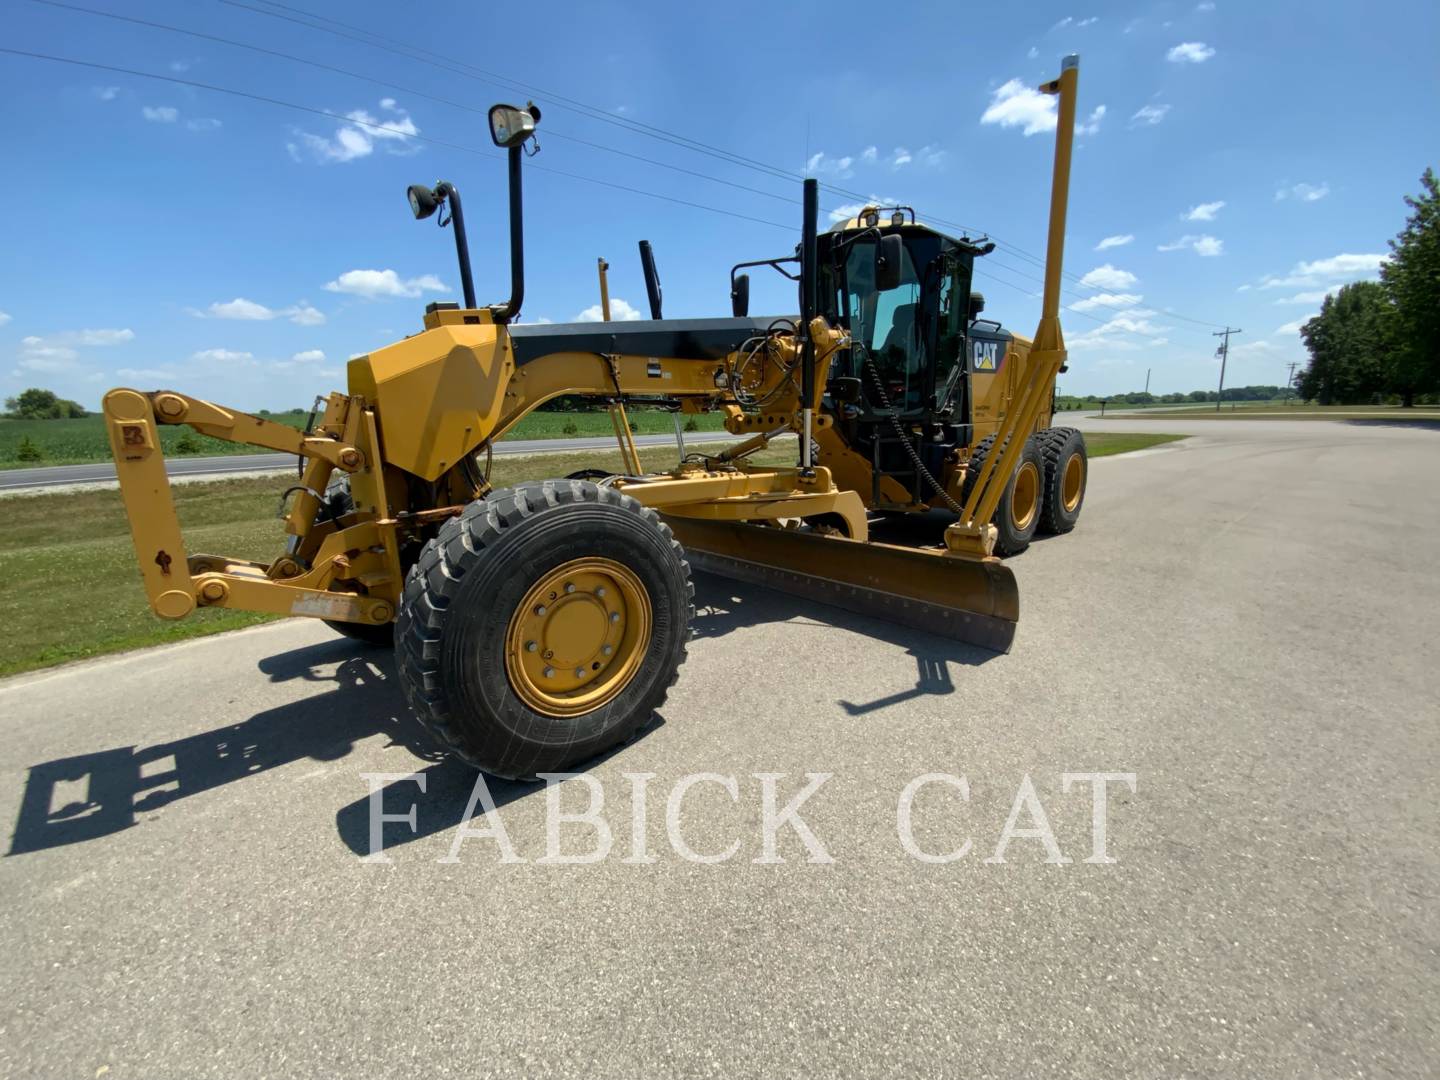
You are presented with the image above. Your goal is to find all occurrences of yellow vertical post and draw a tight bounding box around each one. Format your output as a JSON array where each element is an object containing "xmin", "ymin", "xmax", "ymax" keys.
[
  {"xmin": 958, "ymin": 55, "xmax": 1078, "ymax": 536},
  {"xmin": 597, "ymin": 257, "xmax": 612, "ymax": 323},
  {"xmin": 596, "ymin": 255, "xmax": 643, "ymax": 473}
]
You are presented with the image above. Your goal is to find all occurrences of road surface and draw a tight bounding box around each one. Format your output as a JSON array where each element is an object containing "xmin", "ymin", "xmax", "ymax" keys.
[
  {"xmin": 0, "ymin": 432, "xmax": 747, "ymax": 491},
  {"xmin": 1, "ymin": 417, "xmax": 1437, "ymax": 1078}
]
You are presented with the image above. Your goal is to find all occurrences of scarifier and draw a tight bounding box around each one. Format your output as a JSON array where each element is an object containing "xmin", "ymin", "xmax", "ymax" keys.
[{"xmin": 103, "ymin": 59, "xmax": 1089, "ymax": 778}]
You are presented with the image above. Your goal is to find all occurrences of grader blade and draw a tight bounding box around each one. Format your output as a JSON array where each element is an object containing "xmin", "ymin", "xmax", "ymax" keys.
[{"xmin": 665, "ymin": 518, "xmax": 1019, "ymax": 654}]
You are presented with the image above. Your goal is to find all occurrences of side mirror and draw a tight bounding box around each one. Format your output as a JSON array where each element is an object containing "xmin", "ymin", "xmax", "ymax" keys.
[
  {"xmin": 731, "ymin": 273, "xmax": 750, "ymax": 317},
  {"xmin": 488, "ymin": 103, "xmax": 541, "ymax": 148},
  {"xmin": 408, "ymin": 184, "xmax": 439, "ymax": 220},
  {"xmin": 829, "ymin": 376, "xmax": 862, "ymax": 404},
  {"xmin": 968, "ymin": 291, "xmax": 986, "ymax": 319},
  {"xmin": 875, "ymin": 234, "xmax": 904, "ymax": 291}
]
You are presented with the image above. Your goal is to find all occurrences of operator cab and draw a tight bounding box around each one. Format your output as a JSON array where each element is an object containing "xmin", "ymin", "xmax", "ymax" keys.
[{"xmin": 819, "ymin": 207, "xmax": 1003, "ymax": 501}]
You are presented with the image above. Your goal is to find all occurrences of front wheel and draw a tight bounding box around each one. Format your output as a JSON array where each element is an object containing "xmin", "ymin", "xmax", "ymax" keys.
[{"xmin": 396, "ymin": 480, "xmax": 693, "ymax": 779}]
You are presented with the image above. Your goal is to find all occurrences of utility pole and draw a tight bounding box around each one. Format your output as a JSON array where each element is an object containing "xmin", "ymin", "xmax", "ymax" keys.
[
  {"xmin": 1212, "ymin": 327, "xmax": 1241, "ymax": 412},
  {"xmin": 1144, "ymin": 368, "xmax": 1151, "ymax": 394},
  {"xmin": 1285, "ymin": 361, "xmax": 1299, "ymax": 405}
]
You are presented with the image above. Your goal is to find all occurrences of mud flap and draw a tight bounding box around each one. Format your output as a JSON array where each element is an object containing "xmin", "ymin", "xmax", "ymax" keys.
[{"xmin": 664, "ymin": 517, "xmax": 1019, "ymax": 653}]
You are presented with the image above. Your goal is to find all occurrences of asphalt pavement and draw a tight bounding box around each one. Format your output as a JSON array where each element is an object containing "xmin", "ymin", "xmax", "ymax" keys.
[
  {"xmin": 0, "ymin": 432, "xmax": 745, "ymax": 491},
  {"xmin": 1, "ymin": 417, "xmax": 1437, "ymax": 1077}
]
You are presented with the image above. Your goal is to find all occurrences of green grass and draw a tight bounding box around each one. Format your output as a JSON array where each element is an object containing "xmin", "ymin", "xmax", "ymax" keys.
[
  {"xmin": 0, "ymin": 408, "xmax": 729, "ymax": 469},
  {"xmin": 1083, "ymin": 431, "xmax": 1187, "ymax": 455},
  {"xmin": 1103, "ymin": 403, "xmax": 1440, "ymax": 420},
  {"xmin": 0, "ymin": 432, "xmax": 1180, "ymax": 678}
]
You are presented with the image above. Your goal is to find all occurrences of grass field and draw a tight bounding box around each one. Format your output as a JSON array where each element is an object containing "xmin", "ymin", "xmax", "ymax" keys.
[
  {"xmin": 0, "ymin": 408, "xmax": 729, "ymax": 469},
  {"xmin": 1103, "ymin": 403, "xmax": 1440, "ymax": 421},
  {"xmin": 0, "ymin": 431, "xmax": 1182, "ymax": 677}
]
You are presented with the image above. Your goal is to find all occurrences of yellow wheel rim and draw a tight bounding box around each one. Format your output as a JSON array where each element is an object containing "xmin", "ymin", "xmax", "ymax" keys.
[
  {"xmin": 1062, "ymin": 451, "xmax": 1085, "ymax": 513},
  {"xmin": 505, "ymin": 557, "xmax": 652, "ymax": 718},
  {"xmin": 1011, "ymin": 460, "xmax": 1040, "ymax": 532}
]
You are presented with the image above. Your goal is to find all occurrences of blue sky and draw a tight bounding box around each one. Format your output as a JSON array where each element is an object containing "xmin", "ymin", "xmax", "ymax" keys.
[{"xmin": 2, "ymin": 0, "xmax": 1436, "ymax": 410}]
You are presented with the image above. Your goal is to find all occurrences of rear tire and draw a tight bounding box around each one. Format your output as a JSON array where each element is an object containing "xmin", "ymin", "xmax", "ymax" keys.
[
  {"xmin": 1039, "ymin": 427, "xmax": 1087, "ymax": 535},
  {"xmin": 396, "ymin": 479, "xmax": 693, "ymax": 779},
  {"xmin": 963, "ymin": 434, "xmax": 1045, "ymax": 557}
]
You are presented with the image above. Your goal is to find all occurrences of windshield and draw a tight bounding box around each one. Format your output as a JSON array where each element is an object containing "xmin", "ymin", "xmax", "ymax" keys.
[{"xmin": 834, "ymin": 234, "xmax": 947, "ymax": 412}]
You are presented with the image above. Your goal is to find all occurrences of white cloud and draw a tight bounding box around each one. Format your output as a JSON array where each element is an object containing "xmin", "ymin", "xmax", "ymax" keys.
[
  {"xmin": 186, "ymin": 117, "xmax": 222, "ymax": 132},
  {"xmin": 1027, "ymin": 46, "xmax": 1039, "ymax": 59},
  {"xmin": 1077, "ymin": 16, "xmax": 1099, "ymax": 27},
  {"xmin": 1075, "ymin": 104, "xmax": 1106, "ymax": 137},
  {"xmin": 322, "ymin": 269, "xmax": 447, "ymax": 299},
  {"xmin": 860, "ymin": 146, "xmax": 877, "ymax": 164},
  {"xmin": 827, "ymin": 197, "xmax": 900, "ymax": 223},
  {"xmin": 1095, "ymin": 234, "xmax": 1133, "ymax": 251},
  {"xmin": 116, "ymin": 366, "xmax": 179, "ymax": 381},
  {"xmin": 1275, "ymin": 181, "xmax": 1329, "ymax": 203},
  {"xmin": 169, "ymin": 59, "xmax": 196, "ymax": 73},
  {"xmin": 192, "ymin": 348, "xmax": 254, "ymax": 363},
  {"xmin": 25, "ymin": 328, "xmax": 134, "ymax": 347},
  {"xmin": 0, "ymin": 311, "xmax": 10, "ymax": 327},
  {"xmin": 142, "ymin": 106, "xmax": 178, "ymax": 123},
  {"xmin": 1158, "ymin": 234, "xmax": 1224, "ymax": 256},
  {"xmin": 1068, "ymin": 311, "xmax": 1169, "ymax": 351},
  {"xmin": 980, "ymin": 79, "xmax": 1057, "ymax": 136},
  {"xmin": 199, "ymin": 298, "xmax": 326, "ymax": 325},
  {"xmin": 1275, "ymin": 318, "xmax": 1310, "ymax": 336},
  {"xmin": 1196, "ymin": 1, "xmax": 1216, "ymax": 11},
  {"xmin": 1167, "ymin": 42, "xmax": 1215, "ymax": 63},
  {"xmin": 289, "ymin": 99, "xmax": 420, "ymax": 164},
  {"xmin": 890, "ymin": 147, "xmax": 912, "ymax": 168},
  {"xmin": 1184, "ymin": 200, "xmax": 1226, "ymax": 221},
  {"xmin": 1130, "ymin": 103, "xmax": 1171, "ymax": 127},
  {"xmin": 576, "ymin": 297, "xmax": 643, "ymax": 322},
  {"xmin": 1274, "ymin": 289, "xmax": 1336, "ymax": 305},
  {"xmin": 291, "ymin": 349, "xmax": 326, "ymax": 362},
  {"xmin": 1051, "ymin": 16, "xmax": 1073, "ymax": 31},
  {"xmin": 16, "ymin": 346, "xmax": 80, "ymax": 373},
  {"xmin": 1078, "ymin": 264, "xmax": 1138, "ymax": 290},
  {"xmin": 206, "ymin": 297, "xmax": 272, "ymax": 320},
  {"xmin": 93, "ymin": 86, "xmax": 119, "ymax": 101},
  {"xmin": 1256, "ymin": 253, "xmax": 1388, "ymax": 289},
  {"xmin": 1069, "ymin": 292, "xmax": 1143, "ymax": 313},
  {"xmin": 806, "ymin": 152, "xmax": 855, "ymax": 179}
]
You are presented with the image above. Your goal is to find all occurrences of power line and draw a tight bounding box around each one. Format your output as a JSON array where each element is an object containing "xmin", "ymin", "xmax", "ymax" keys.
[
  {"xmin": 27, "ymin": 0, "xmax": 1226, "ymax": 331},
  {"xmin": 215, "ymin": 0, "xmax": 1226, "ymax": 328},
  {"xmin": 2, "ymin": 38, "xmax": 1206, "ymax": 342},
  {"xmin": 0, "ymin": 44, "xmax": 1174, "ymax": 346},
  {"xmin": 0, "ymin": 46, "xmax": 795, "ymax": 231}
]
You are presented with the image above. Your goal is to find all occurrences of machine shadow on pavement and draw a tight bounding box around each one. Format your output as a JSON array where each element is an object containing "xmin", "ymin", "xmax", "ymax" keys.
[
  {"xmin": 689, "ymin": 571, "xmax": 997, "ymax": 716},
  {"xmin": 7, "ymin": 638, "xmax": 445, "ymax": 856},
  {"xmin": 10, "ymin": 574, "xmax": 994, "ymax": 859}
]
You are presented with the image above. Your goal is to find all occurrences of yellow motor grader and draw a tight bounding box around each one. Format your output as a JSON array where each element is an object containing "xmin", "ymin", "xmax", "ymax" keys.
[{"xmin": 103, "ymin": 59, "xmax": 1088, "ymax": 778}]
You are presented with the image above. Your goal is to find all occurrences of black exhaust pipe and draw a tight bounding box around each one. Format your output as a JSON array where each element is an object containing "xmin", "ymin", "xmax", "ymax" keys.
[
  {"xmin": 638, "ymin": 239, "xmax": 663, "ymax": 319},
  {"xmin": 434, "ymin": 182, "xmax": 476, "ymax": 310},
  {"xmin": 493, "ymin": 146, "xmax": 525, "ymax": 323},
  {"xmin": 798, "ymin": 178, "xmax": 818, "ymax": 473}
]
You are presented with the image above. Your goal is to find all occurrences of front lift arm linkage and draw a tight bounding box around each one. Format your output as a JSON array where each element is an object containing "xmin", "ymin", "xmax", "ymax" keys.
[{"xmin": 102, "ymin": 387, "xmax": 400, "ymax": 627}]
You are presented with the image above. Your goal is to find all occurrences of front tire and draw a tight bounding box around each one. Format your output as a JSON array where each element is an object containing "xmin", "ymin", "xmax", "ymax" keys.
[{"xmin": 396, "ymin": 479, "xmax": 693, "ymax": 779}]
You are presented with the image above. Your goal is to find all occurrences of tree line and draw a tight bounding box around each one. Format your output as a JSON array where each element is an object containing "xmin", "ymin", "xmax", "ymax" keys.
[
  {"xmin": 4, "ymin": 388, "xmax": 88, "ymax": 420},
  {"xmin": 1297, "ymin": 169, "xmax": 1439, "ymax": 407}
]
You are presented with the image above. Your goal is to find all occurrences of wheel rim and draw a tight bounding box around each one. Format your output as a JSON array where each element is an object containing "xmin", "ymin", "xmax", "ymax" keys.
[
  {"xmin": 1062, "ymin": 451, "xmax": 1085, "ymax": 512},
  {"xmin": 505, "ymin": 557, "xmax": 652, "ymax": 718},
  {"xmin": 1010, "ymin": 461, "xmax": 1040, "ymax": 532}
]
